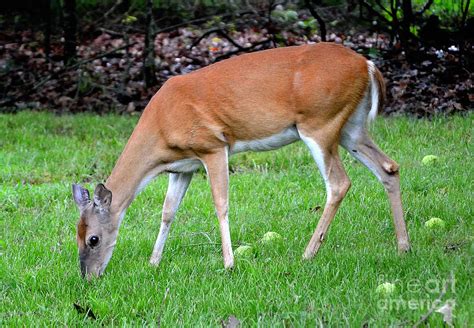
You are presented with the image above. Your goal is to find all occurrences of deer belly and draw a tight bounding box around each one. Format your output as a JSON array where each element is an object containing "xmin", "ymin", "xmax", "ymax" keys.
[
  {"xmin": 165, "ymin": 158, "xmax": 203, "ymax": 173},
  {"xmin": 231, "ymin": 126, "xmax": 300, "ymax": 154}
]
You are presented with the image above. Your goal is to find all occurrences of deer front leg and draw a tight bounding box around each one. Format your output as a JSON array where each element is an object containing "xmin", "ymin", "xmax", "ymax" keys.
[
  {"xmin": 200, "ymin": 147, "xmax": 234, "ymax": 269},
  {"xmin": 150, "ymin": 172, "xmax": 193, "ymax": 266}
]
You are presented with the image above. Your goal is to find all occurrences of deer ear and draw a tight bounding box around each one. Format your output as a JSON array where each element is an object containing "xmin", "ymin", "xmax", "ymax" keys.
[
  {"xmin": 94, "ymin": 183, "xmax": 112, "ymax": 210},
  {"xmin": 72, "ymin": 184, "xmax": 91, "ymax": 210}
]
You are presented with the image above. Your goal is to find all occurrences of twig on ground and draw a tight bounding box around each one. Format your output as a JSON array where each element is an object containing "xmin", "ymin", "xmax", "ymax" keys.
[
  {"xmin": 412, "ymin": 272, "xmax": 454, "ymax": 327},
  {"xmin": 99, "ymin": 27, "xmax": 124, "ymax": 37}
]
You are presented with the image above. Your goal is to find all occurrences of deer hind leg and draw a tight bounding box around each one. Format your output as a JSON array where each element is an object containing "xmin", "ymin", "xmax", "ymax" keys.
[
  {"xmin": 341, "ymin": 128, "xmax": 410, "ymax": 253},
  {"xmin": 298, "ymin": 129, "xmax": 351, "ymax": 260},
  {"xmin": 150, "ymin": 172, "xmax": 193, "ymax": 266},
  {"xmin": 200, "ymin": 147, "xmax": 234, "ymax": 269}
]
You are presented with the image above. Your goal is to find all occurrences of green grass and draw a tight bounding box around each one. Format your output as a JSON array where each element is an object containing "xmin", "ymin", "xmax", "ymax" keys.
[{"xmin": 1, "ymin": 112, "xmax": 473, "ymax": 326}]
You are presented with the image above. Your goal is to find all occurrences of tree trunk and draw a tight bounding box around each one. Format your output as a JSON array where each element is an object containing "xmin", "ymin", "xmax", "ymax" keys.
[
  {"xmin": 305, "ymin": 0, "xmax": 327, "ymax": 42},
  {"xmin": 461, "ymin": 0, "xmax": 471, "ymax": 29},
  {"xmin": 118, "ymin": 0, "xmax": 131, "ymax": 13},
  {"xmin": 143, "ymin": 0, "xmax": 157, "ymax": 88},
  {"xmin": 400, "ymin": 0, "xmax": 414, "ymax": 48},
  {"xmin": 44, "ymin": 0, "xmax": 52, "ymax": 58},
  {"xmin": 63, "ymin": 0, "xmax": 77, "ymax": 65}
]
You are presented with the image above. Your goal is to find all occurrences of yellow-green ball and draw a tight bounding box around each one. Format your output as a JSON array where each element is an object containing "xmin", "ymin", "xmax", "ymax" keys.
[
  {"xmin": 376, "ymin": 282, "xmax": 396, "ymax": 295},
  {"xmin": 260, "ymin": 232, "xmax": 283, "ymax": 244},
  {"xmin": 425, "ymin": 217, "xmax": 446, "ymax": 229},
  {"xmin": 234, "ymin": 245, "xmax": 254, "ymax": 258},
  {"xmin": 422, "ymin": 155, "xmax": 439, "ymax": 166}
]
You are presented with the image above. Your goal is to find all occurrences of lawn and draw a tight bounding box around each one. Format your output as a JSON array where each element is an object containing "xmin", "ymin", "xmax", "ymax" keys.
[{"xmin": 0, "ymin": 111, "xmax": 473, "ymax": 326}]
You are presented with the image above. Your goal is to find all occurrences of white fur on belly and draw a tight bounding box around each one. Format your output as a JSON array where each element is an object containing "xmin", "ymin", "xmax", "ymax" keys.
[
  {"xmin": 163, "ymin": 127, "xmax": 300, "ymax": 173},
  {"xmin": 231, "ymin": 126, "xmax": 300, "ymax": 154},
  {"xmin": 165, "ymin": 158, "xmax": 202, "ymax": 173}
]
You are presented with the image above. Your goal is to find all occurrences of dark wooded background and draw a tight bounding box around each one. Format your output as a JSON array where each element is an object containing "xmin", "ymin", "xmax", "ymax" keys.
[{"xmin": 0, "ymin": 0, "xmax": 472, "ymax": 116}]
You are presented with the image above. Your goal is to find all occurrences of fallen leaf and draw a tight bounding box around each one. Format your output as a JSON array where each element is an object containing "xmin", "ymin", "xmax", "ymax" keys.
[
  {"xmin": 222, "ymin": 315, "xmax": 240, "ymax": 328},
  {"xmin": 73, "ymin": 303, "xmax": 97, "ymax": 320},
  {"xmin": 435, "ymin": 301, "xmax": 454, "ymax": 326},
  {"xmin": 309, "ymin": 205, "xmax": 321, "ymax": 213}
]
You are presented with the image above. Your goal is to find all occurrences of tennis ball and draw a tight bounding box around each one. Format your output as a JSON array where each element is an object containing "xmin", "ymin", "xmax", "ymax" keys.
[
  {"xmin": 422, "ymin": 155, "xmax": 439, "ymax": 166},
  {"xmin": 260, "ymin": 232, "xmax": 283, "ymax": 244},
  {"xmin": 376, "ymin": 282, "xmax": 396, "ymax": 296},
  {"xmin": 234, "ymin": 245, "xmax": 254, "ymax": 258},
  {"xmin": 425, "ymin": 217, "xmax": 446, "ymax": 229}
]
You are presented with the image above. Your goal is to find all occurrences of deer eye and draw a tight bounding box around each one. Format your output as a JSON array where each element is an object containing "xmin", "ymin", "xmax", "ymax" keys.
[{"xmin": 88, "ymin": 235, "xmax": 100, "ymax": 247}]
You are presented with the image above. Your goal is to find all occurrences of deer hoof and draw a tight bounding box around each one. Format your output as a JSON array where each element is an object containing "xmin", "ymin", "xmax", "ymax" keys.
[
  {"xmin": 398, "ymin": 242, "xmax": 411, "ymax": 253},
  {"xmin": 149, "ymin": 256, "xmax": 162, "ymax": 267}
]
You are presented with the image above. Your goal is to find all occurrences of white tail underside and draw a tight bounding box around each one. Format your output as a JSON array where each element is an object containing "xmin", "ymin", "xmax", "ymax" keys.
[{"xmin": 367, "ymin": 60, "xmax": 379, "ymax": 123}]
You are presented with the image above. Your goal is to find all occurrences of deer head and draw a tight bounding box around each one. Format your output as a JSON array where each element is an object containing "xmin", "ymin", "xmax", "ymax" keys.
[{"xmin": 72, "ymin": 183, "xmax": 118, "ymax": 279}]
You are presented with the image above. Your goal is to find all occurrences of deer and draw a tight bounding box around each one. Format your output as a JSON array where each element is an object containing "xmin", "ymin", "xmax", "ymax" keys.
[{"xmin": 72, "ymin": 42, "xmax": 411, "ymax": 279}]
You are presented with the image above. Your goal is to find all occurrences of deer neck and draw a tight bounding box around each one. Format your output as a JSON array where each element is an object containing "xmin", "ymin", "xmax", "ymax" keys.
[{"xmin": 104, "ymin": 127, "xmax": 165, "ymax": 221}]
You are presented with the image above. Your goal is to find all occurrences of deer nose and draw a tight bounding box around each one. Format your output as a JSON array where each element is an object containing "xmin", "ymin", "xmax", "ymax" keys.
[
  {"xmin": 80, "ymin": 260, "xmax": 86, "ymax": 278},
  {"xmin": 80, "ymin": 261, "xmax": 101, "ymax": 280}
]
